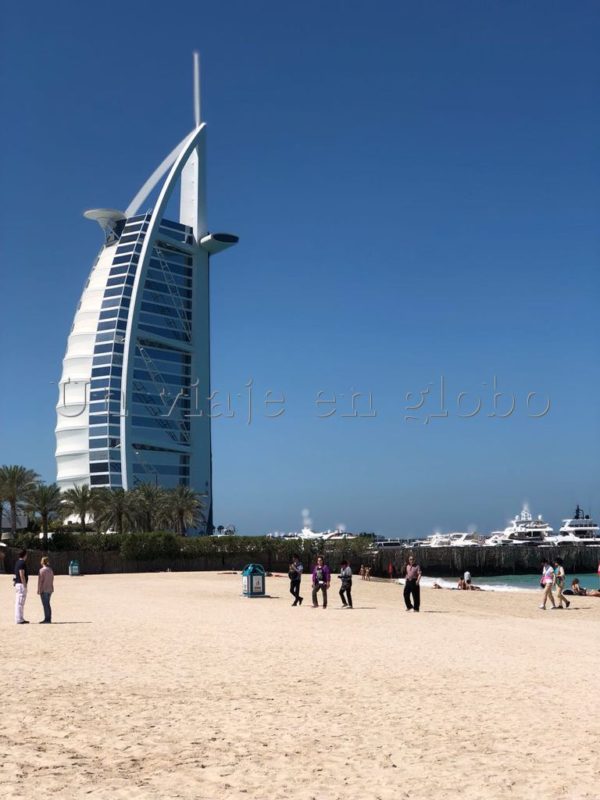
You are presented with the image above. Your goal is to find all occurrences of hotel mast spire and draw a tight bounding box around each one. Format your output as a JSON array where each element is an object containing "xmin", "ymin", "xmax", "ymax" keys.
[
  {"xmin": 179, "ymin": 52, "xmax": 206, "ymax": 238},
  {"xmin": 193, "ymin": 51, "xmax": 201, "ymax": 127}
]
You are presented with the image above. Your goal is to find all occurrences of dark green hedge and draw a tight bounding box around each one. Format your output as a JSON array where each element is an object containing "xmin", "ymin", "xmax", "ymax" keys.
[{"xmin": 11, "ymin": 532, "xmax": 374, "ymax": 562}]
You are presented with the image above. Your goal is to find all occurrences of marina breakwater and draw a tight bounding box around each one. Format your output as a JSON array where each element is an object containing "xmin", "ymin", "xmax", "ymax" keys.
[
  {"xmin": 368, "ymin": 545, "xmax": 600, "ymax": 577},
  {"xmin": 3, "ymin": 542, "xmax": 599, "ymax": 578}
]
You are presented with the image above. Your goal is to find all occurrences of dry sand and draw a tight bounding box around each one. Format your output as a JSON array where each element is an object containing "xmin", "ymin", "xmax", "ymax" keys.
[{"xmin": 1, "ymin": 571, "xmax": 599, "ymax": 800}]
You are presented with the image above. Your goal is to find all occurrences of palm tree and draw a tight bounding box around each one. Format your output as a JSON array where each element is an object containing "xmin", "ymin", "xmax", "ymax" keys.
[
  {"xmin": 165, "ymin": 486, "xmax": 206, "ymax": 535},
  {"xmin": 130, "ymin": 483, "xmax": 167, "ymax": 532},
  {"xmin": 0, "ymin": 465, "xmax": 40, "ymax": 538},
  {"xmin": 61, "ymin": 484, "xmax": 93, "ymax": 533},
  {"xmin": 91, "ymin": 488, "xmax": 132, "ymax": 535},
  {"xmin": 28, "ymin": 482, "xmax": 62, "ymax": 550}
]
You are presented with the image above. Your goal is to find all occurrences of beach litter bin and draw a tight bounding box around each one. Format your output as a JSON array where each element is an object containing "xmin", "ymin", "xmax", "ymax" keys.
[
  {"xmin": 68, "ymin": 559, "xmax": 80, "ymax": 576},
  {"xmin": 242, "ymin": 564, "xmax": 266, "ymax": 597}
]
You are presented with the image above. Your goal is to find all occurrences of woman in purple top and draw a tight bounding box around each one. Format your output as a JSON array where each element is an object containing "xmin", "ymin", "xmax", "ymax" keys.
[
  {"xmin": 403, "ymin": 555, "xmax": 422, "ymax": 612},
  {"xmin": 311, "ymin": 556, "xmax": 331, "ymax": 609}
]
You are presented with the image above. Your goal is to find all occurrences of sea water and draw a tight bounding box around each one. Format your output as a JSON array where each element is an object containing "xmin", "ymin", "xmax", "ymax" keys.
[{"xmin": 419, "ymin": 572, "xmax": 600, "ymax": 592}]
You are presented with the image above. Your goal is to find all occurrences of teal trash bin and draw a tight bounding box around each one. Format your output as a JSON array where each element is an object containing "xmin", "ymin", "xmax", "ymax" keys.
[
  {"xmin": 68, "ymin": 560, "xmax": 80, "ymax": 576},
  {"xmin": 242, "ymin": 564, "xmax": 266, "ymax": 597}
]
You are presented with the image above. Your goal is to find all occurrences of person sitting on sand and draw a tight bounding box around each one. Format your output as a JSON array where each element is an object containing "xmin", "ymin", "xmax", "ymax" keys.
[
  {"xmin": 570, "ymin": 578, "xmax": 600, "ymax": 597},
  {"xmin": 456, "ymin": 577, "xmax": 482, "ymax": 591}
]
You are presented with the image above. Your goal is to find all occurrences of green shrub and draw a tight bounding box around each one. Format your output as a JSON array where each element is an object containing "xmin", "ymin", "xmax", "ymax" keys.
[
  {"xmin": 119, "ymin": 532, "xmax": 181, "ymax": 560},
  {"xmin": 12, "ymin": 532, "xmax": 42, "ymax": 550},
  {"xmin": 49, "ymin": 531, "xmax": 87, "ymax": 551}
]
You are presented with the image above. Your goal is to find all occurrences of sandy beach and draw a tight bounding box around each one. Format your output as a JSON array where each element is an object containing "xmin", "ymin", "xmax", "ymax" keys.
[{"xmin": 1, "ymin": 571, "xmax": 598, "ymax": 800}]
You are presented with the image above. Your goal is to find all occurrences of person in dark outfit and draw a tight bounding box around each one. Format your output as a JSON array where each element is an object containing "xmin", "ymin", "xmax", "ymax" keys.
[
  {"xmin": 14, "ymin": 549, "xmax": 29, "ymax": 624},
  {"xmin": 338, "ymin": 560, "xmax": 353, "ymax": 609},
  {"xmin": 403, "ymin": 555, "xmax": 422, "ymax": 612},
  {"xmin": 288, "ymin": 554, "xmax": 304, "ymax": 606}
]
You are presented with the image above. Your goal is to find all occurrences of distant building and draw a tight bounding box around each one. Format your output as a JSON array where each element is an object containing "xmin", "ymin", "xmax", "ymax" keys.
[
  {"xmin": 55, "ymin": 55, "xmax": 237, "ymax": 532},
  {"xmin": 1, "ymin": 505, "xmax": 28, "ymax": 537}
]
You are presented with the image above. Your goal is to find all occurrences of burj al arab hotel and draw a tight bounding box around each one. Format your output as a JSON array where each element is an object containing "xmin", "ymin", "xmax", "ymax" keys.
[{"xmin": 55, "ymin": 54, "xmax": 237, "ymax": 530}]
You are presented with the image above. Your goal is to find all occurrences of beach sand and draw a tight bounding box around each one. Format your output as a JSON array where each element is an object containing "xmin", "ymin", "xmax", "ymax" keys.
[{"xmin": 1, "ymin": 571, "xmax": 598, "ymax": 800}]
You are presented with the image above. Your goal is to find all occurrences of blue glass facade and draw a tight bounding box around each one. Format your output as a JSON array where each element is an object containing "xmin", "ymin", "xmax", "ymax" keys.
[{"xmin": 88, "ymin": 214, "xmax": 195, "ymax": 489}]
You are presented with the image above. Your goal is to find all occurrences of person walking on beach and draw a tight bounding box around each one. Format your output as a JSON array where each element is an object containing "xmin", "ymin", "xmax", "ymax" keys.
[
  {"xmin": 553, "ymin": 557, "xmax": 570, "ymax": 609},
  {"xmin": 14, "ymin": 549, "xmax": 29, "ymax": 624},
  {"xmin": 539, "ymin": 559, "xmax": 557, "ymax": 610},
  {"xmin": 403, "ymin": 555, "xmax": 422, "ymax": 612},
  {"xmin": 338, "ymin": 560, "xmax": 353, "ymax": 609},
  {"xmin": 311, "ymin": 556, "xmax": 331, "ymax": 609},
  {"xmin": 288, "ymin": 554, "xmax": 304, "ymax": 607},
  {"xmin": 37, "ymin": 556, "xmax": 55, "ymax": 623}
]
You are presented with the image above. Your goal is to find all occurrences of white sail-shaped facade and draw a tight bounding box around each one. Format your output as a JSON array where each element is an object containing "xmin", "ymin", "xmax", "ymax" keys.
[{"xmin": 55, "ymin": 79, "xmax": 237, "ymax": 531}]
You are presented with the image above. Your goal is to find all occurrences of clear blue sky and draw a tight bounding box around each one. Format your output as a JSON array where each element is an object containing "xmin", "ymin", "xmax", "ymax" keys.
[{"xmin": 1, "ymin": 1, "xmax": 599, "ymax": 536}]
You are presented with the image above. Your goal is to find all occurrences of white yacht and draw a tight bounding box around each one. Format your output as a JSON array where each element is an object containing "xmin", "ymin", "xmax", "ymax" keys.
[
  {"xmin": 483, "ymin": 533, "xmax": 505, "ymax": 547},
  {"xmin": 370, "ymin": 538, "xmax": 407, "ymax": 550},
  {"xmin": 449, "ymin": 532, "xmax": 482, "ymax": 547},
  {"xmin": 321, "ymin": 530, "xmax": 357, "ymax": 541},
  {"xmin": 547, "ymin": 506, "xmax": 600, "ymax": 546},
  {"xmin": 421, "ymin": 531, "xmax": 482, "ymax": 547},
  {"xmin": 421, "ymin": 533, "xmax": 453, "ymax": 547},
  {"xmin": 486, "ymin": 505, "xmax": 553, "ymax": 546}
]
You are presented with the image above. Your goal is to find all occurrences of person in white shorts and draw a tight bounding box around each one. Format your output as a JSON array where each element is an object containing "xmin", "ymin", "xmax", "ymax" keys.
[{"xmin": 14, "ymin": 549, "xmax": 29, "ymax": 624}]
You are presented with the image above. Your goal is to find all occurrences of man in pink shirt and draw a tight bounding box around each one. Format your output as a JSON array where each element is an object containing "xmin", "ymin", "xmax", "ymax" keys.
[{"xmin": 403, "ymin": 555, "xmax": 422, "ymax": 612}]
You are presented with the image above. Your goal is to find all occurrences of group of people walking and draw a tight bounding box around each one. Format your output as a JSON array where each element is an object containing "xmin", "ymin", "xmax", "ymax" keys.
[
  {"xmin": 539, "ymin": 557, "xmax": 569, "ymax": 609},
  {"xmin": 13, "ymin": 549, "xmax": 55, "ymax": 624},
  {"xmin": 288, "ymin": 554, "xmax": 422, "ymax": 611},
  {"xmin": 288, "ymin": 554, "xmax": 354, "ymax": 609}
]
